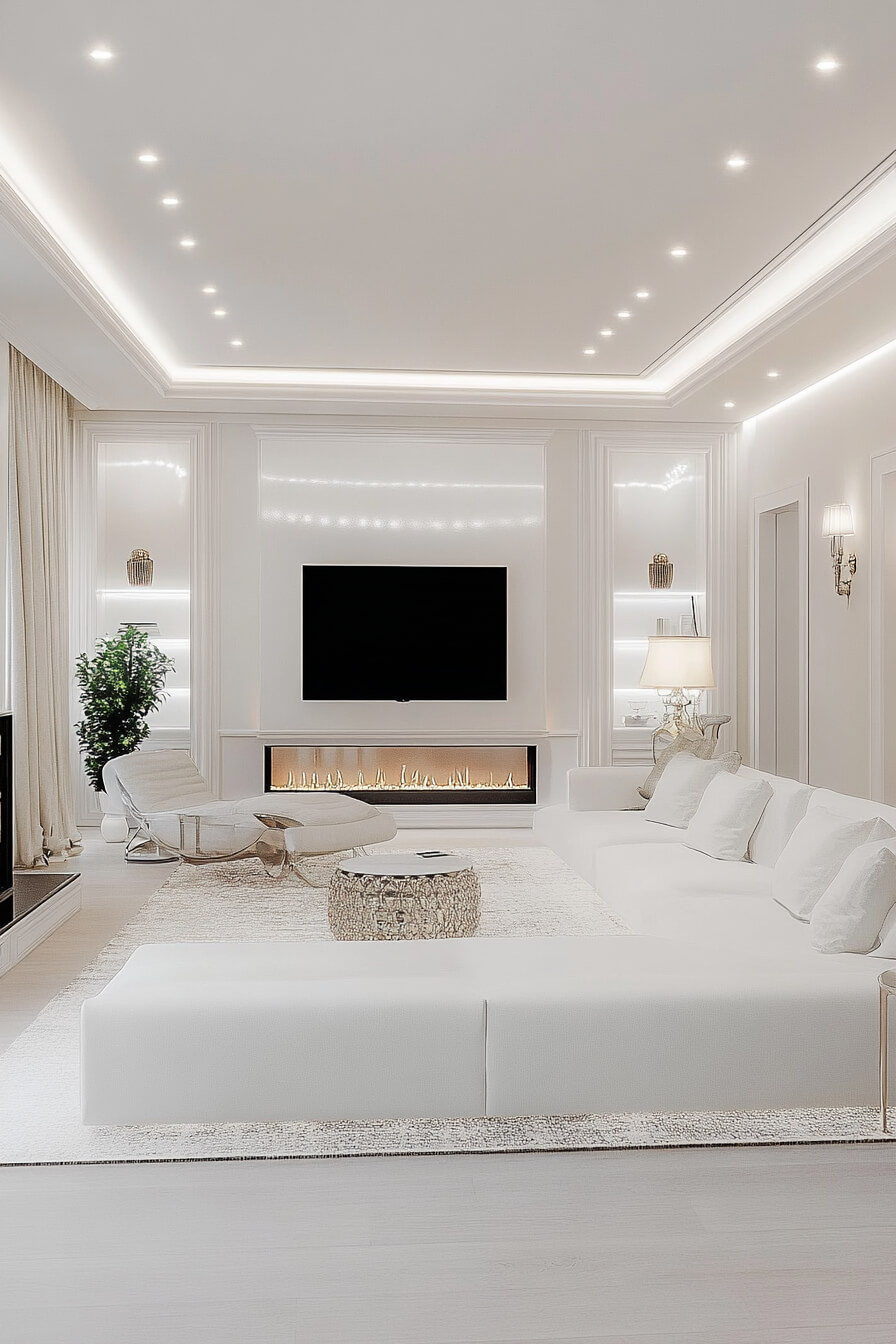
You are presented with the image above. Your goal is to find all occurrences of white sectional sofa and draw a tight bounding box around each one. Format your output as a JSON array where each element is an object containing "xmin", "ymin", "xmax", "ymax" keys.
[
  {"xmin": 81, "ymin": 928, "xmax": 885, "ymax": 1124},
  {"xmin": 80, "ymin": 764, "xmax": 896, "ymax": 1125},
  {"xmin": 533, "ymin": 765, "xmax": 896, "ymax": 959}
]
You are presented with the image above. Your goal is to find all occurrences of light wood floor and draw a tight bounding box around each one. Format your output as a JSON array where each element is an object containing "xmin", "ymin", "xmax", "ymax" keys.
[{"xmin": 1, "ymin": 831, "xmax": 895, "ymax": 1343}]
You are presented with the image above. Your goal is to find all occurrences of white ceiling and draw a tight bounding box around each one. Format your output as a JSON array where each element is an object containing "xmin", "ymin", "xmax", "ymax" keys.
[{"xmin": 1, "ymin": 0, "xmax": 896, "ymax": 415}]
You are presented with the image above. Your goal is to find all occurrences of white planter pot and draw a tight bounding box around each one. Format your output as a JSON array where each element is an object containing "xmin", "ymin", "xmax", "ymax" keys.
[{"xmin": 100, "ymin": 813, "xmax": 129, "ymax": 844}]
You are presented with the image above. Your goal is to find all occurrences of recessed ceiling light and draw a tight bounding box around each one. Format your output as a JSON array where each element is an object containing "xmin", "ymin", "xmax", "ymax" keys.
[
  {"xmin": 723, "ymin": 401, "xmax": 735, "ymax": 409},
  {"xmin": 212, "ymin": 309, "xmax": 227, "ymax": 317},
  {"xmin": 230, "ymin": 338, "xmax": 243, "ymax": 347},
  {"xmin": 635, "ymin": 290, "xmax": 650, "ymax": 299},
  {"xmin": 201, "ymin": 285, "xmax": 217, "ymax": 294},
  {"xmin": 600, "ymin": 328, "xmax": 614, "ymax": 337},
  {"xmin": 160, "ymin": 196, "xmax": 180, "ymax": 207},
  {"xmin": 582, "ymin": 347, "xmax": 596, "ymax": 356},
  {"xmin": 767, "ymin": 369, "xmax": 780, "ymax": 378},
  {"xmin": 617, "ymin": 310, "xmax": 631, "ymax": 319},
  {"xmin": 89, "ymin": 47, "xmax": 114, "ymax": 61},
  {"xmin": 726, "ymin": 154, "xmax": 748, "ymax": 169},
  {"xmin": 179, "ymin": 237, "xmax": 196, "ymax": 248},
  {"xmin": 669, "ymin": 246, "xmax": 689, "ymax": 258},
  {"xmin": 137, "ymin": 151, "xmax": 159, "ymax": 164},
  {"xmin": 815, "ymin": 56, "xmax": 840, "ymax": 72}
]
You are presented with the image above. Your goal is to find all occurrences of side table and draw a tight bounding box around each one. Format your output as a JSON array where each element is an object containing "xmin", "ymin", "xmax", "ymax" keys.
[
  {"xmin": 879, "ymin": 970, "xmax": 896, "ymax": 1132},
  {"xmin": 329, "ymin": 853, "xmax": 480, "ymax": 940}
]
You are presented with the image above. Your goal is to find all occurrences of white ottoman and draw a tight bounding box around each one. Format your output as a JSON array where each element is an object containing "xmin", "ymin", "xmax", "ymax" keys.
[{"xmin": 81, "ymin": 942, "xmax": 486, "ymax": 1125}]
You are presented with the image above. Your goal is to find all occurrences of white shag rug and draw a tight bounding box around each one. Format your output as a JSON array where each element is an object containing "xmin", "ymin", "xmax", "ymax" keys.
[{"xmin": 0, "ymin": 846, "xmax": 889, "ymax": 1164}]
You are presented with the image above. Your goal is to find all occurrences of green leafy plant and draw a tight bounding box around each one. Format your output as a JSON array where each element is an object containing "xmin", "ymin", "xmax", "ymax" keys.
[{"xmin": 74, "ymin": 626, "xmax": 176, "ymax": 792}]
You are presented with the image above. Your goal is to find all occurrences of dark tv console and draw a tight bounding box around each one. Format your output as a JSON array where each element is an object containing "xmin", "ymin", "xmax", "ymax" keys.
[{"xmin": 0, "ymin": 712, "xmax": 82, "ymax": 977}]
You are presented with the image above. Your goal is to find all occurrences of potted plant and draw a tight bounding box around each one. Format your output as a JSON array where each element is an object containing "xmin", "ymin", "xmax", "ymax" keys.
[{"xmin": 74, "ymin": 626, "xmax": 176, "ymax": 841}]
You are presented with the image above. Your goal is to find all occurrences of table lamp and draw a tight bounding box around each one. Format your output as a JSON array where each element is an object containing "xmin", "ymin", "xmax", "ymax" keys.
[{"xmin": 639, "ymin": 636, "xmax": 715, "ymax": 736}]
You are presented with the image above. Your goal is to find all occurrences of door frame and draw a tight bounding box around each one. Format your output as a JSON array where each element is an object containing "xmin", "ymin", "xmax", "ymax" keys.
[
  {"xmin": 869, "ymin": 448, "xmax": 896, "ymax": 801},
  {"xmin": 750, "ymin": 481, "xmax": 810, "ymax": 781}
]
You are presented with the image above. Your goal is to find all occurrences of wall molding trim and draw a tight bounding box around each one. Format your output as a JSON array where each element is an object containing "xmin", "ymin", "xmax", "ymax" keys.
[
  {"xmin": 749, "ymin": 480, "xmax": 810, "ymax": 782},
  {"xmin": 72, "ymin": 419, "xmax": 214, "ymax": 823},
  {"xmin": 579, "ymin": 429, "xmax": 737, "ymax": 766},
  {"xmin": 70, "ymin": 425, "xmax": 99, "ymax": 826},
  {"xmin": 869, "ymin": 447, "xmax": 896, "ymax": 801},
  {"xmin": 190, "ymin": 423, "xmax": 220, "ymax": 791},
  {"xmin": 251, "ymin": 424, "xmax": 555, "ymax": 448},
  {"xmin": 0, "ymin": 171, "xmax": 170, "ymax": 397},
  {"xmin": 218, "ymin": 729, "xmax": 572, "ymax": 741}
]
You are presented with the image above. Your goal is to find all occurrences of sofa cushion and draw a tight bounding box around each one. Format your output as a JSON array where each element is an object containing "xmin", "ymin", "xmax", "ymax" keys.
[
  {"xmin": 807, "ymin": 789, "xmax": 896, "ymax": 831},
  {"xmin": 532, "ymin": 804, "xmax": 684, "ymax": 886},
  {"xmin": 588, "ymin": 841, "xmax": 825, "ymax": 959},
  {"xmin": 810, "ymin": 840, "xmax": 896, "ymax": 954},
  {"xmin": 109, "ymin": 749, "xmax": 218, "ymax": 814},
  {"xmin": 870, "ymin": 904, "xmax": 896, "ymax": 959},
  {"xmin": 739, "ymin": 769, "xmax": 814, "ymax": 868},
  {"xmin": 637, "ymin": 727, "xmax": 716, "ymax": 800},
  {"xmin": 774, "ymin": 808, "xmax": 895, "ymax": 922},
  {"xmin": 480, "ymin": 934, "xmax": 884, "ymax": 1115},
  {"xmin": 644, "ymin": 752, "xmax": 740, "ymax": 829},
  {"xmin": 685, "ymin": 771, "xmax": 773, "ymax": 862},
  {"xmin": 595, "ymin": 842, "xmax": 773, "ymax": 902}
]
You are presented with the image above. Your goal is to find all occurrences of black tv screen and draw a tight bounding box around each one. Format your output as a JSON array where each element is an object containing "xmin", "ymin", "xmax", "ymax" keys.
[{"xmin": 302, "ymin": 565, "xmax": 507, "ymax": 700}]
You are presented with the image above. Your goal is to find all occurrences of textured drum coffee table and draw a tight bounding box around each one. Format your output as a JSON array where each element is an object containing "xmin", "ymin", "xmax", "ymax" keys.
[{"xmin": 328, "ymin": 854, "xmax": 481, "ymax": 940}]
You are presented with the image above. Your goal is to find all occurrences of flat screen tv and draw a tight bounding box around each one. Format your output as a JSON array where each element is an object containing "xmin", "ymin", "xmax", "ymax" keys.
[{"xmin": 302, "ymin": 565, "xmax": 507, "ymax": 701}]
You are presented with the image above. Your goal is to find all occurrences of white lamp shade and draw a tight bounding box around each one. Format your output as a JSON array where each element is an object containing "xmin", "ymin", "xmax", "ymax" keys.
[
  {"xmin": 639, "ymin": 636, "xmax": 715, "ymax": 690},
  {"xmin": 822, "ymin": 503, "xmax": 854, "ymax": 537}
]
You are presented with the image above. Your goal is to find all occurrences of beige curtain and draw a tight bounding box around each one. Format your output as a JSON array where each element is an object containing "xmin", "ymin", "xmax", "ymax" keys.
[{"xmin": 9, "ymin": 347, "xmax": 81, "ymax": 866}]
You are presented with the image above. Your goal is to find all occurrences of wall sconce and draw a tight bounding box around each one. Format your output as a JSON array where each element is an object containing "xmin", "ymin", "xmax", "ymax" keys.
[{"xmin": 821, "ymin": 504, "xmax": 857, "ymax": 600}]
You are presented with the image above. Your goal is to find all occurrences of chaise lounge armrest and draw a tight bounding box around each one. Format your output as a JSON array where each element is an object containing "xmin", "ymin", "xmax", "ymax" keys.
[{"xmin": 567, "ymin": 766, "xmax": 645, "ymax": 812}]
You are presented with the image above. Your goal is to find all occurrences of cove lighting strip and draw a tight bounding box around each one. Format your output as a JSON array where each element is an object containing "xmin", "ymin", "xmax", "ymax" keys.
[
  {"xmin": 98, "ymin": 589, "xmax": 190, "ymax": 599},
  {"xmin": 3, "ymin": 114, "xmax": 896, "ymax": 402}
]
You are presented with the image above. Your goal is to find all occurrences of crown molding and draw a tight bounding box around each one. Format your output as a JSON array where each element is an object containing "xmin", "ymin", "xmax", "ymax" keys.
[
  {"xmin": 251, "ymin": 424, "xmax": 555, "ymax": 447},
  {"xmin": 0, "ymin": 305, "xmax": 96, "ymax": 408},
  {"xmin": 0, "ymin": 169, "xmax": 169, "ymax": 396},
  {"xmin": 4, "ymin": 146, "xmax": 896, "ymax": 410}
]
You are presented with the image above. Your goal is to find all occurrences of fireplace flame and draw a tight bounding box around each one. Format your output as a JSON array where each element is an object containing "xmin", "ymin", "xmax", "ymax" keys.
[{"xmin": 271, "ymin": 764, "xmax": 523, "ymax": 791}]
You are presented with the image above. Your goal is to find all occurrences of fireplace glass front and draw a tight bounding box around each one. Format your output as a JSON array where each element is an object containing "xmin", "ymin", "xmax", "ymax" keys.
[{"xmin": 265, "ymin": 744, "xmax": 536, "ymax": 806}]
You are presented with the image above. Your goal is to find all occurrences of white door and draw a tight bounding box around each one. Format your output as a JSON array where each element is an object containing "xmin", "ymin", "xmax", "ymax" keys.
[{"xmin": 755, "ymin": 496, "xmax": 805, "ymax": 779}]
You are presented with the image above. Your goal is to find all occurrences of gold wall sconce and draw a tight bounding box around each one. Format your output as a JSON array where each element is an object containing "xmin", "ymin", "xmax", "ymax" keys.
[{"xmin": 822, "ymin": 504, "xmax": 856, "ymax": 600}]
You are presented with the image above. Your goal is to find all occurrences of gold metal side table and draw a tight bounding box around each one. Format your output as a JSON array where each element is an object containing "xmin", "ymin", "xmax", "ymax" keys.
[{"xmin": 879, "ymin": 970, "xmax": 896, "ymax": 1132}]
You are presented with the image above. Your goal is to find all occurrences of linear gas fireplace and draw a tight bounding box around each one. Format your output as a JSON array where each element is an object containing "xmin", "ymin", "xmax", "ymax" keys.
[{"xmin": 265, "ymin": 744, "xmax": 536, "ymax": 806}]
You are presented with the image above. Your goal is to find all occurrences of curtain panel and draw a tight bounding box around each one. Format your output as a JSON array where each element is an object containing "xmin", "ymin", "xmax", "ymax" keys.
[{"xmin": 9, "ymin": 347, "xmax": 81, "ymax": 865}]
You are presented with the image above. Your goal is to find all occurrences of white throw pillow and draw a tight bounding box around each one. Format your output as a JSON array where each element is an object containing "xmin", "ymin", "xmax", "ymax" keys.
[
  {"xmin": 773, "ymin": 807, "xmax": 895, "ymax": 922},
  {"xmin": 684, "ymin": 771, "xmax": 773, "ymax": 862},
  {"xmin": 644, "ymin": 752, "xmax": 739, "ymax": 830},
  {"xmin": 870, "ymin": 904, "xmax": 896, "ymax": 959},
  {"xmin": 810, "ymin": 840, "xmax": 896, "ymax": 954}
]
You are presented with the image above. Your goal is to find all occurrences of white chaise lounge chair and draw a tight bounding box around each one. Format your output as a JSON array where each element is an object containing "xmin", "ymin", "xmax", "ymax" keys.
[{"xmin": 101, "ymin": 749, "xmax": 397, "ymax": 878}]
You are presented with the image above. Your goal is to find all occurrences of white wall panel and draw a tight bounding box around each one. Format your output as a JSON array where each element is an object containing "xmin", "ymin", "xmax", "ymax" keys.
[
  {"xmin": 68, "ymin": 412, "xmax": 734, "ymax": 817},
  {"xmin": 254, "ymin": 428, "xmax": 547, "ymax": 735},
  {"xmin": 739, "ymin": 343, "xmax": 896, "ymax": 797}
]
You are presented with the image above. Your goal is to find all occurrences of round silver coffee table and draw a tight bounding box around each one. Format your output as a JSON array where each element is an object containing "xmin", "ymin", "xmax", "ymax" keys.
[{"xmin": 328, "ymin": 853, "xmax": 481, "ymax": 940}]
